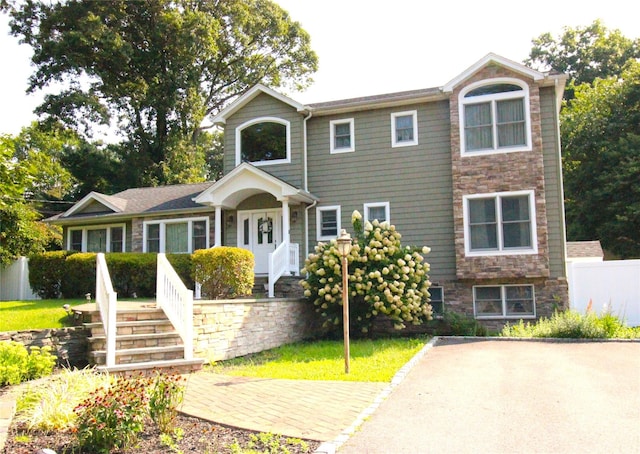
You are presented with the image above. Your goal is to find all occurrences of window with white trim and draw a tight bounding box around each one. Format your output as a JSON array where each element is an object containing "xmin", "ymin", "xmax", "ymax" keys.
[
  {"xmin": 460, "ymin": 79, "xmax": 531, "ymax": 155},
  {"xmin": 463, "ymin": 191, "xmax": 537, "ymax": 256},
  {"xmin": 429, "ymin": 286, "xmax": 444, "ymax": 316},
  {"xmin": 330, "ymin": 119, "xmax": 355, "ymax": 153},
  {"xmin": 67, "ymin": 225, "xmax": 126, "ymax": 253},
  {"xmin": 316, "ymin": 206, "xmax": 341, "ymax": 241},
  {"xmin": 391, "ymin": 110, "xmax": 418, "ymax": 147},
  {"xmin": 236, "ymin": 117, "xmax": 291, "ymax": 166},
  {"xmin": 143, "ymin": 217, "xmax": 209, "ymax": 253},
  {"xmin": 364, "ymin": 202, "xmax": 390, "ymax": 224},
  {"xmin": 474, "ymin": 284, "xmax": 535, "ymax": 318}
]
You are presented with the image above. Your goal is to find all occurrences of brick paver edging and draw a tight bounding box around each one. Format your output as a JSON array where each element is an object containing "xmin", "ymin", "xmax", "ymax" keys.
[{"xmin": 314, "ymin": 336, "xmax": 440, "ymax": 454}]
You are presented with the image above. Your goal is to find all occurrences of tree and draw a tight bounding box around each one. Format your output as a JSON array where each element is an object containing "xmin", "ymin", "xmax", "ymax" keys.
[
  {"xmin": 527, "ymin": 20, "xmax": 640, "ymax": 99},
  {"xmin": 561, "ymin": 61, "xmax": 640, "ymax": 258},
  {"xmin": 6, "ymin": 0, "xmax": 317, "ymax": 186},
  {"xmin": 0, "ymin": 137, "xmax": 61, "ymax": 266}
]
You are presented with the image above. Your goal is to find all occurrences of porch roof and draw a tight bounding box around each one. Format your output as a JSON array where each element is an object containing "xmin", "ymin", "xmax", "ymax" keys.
[{"xmin": 193, "ymin": 163, "xmax": 318, "ymax": 209}]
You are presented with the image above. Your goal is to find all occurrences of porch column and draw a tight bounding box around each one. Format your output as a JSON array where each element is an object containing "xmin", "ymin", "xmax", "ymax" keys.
[
  {"xmin": 282, "ymin": 198, "xmax": 290, "ymax": 245},
  {"xmin": 214, "ymin": 205, "xmax": 222, "ymax": 247}
]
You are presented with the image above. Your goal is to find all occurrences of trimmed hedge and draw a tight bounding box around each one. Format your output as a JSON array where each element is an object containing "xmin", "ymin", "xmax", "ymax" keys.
[
  {"xmin": 28, "ymin": 252, "xmax": 195, "ymax": 299},
  {"xmin": 28, "ymin": 250, "xmax": 74, "ymax": 299},
  {"xmin": 192, "ymin": 247, "xmax": 254, "ymax": 299}
]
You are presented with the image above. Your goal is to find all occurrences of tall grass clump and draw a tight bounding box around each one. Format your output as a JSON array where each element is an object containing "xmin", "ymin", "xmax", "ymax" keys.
[
  {"xmin": 15, "ymin": 368, "xmax": 111, "ymax": 431},
  {"xmin": 501, "ymin": 310, "xmax": 639, "ymax": 339}
]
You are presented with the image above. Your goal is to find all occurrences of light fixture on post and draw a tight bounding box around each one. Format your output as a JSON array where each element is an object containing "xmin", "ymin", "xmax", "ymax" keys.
[{"xmin": 336, "ymin": 229, "xmax": 352, "ymax": 374}]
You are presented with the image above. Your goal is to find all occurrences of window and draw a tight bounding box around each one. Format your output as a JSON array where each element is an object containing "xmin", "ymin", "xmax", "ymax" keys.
[
  {"xmin": 143, "ymin": 217, "xmax": 209, "ymax": 253},
  {"xmin": 364, "ymin": 202, "xmax": 390, "ymax": 224},
  {"xmin": 429, "ymin": 287, "xmax": 444, "ymax": 316},
  {"xmin": 391, "ymin": 110, "xmax": 418, "ymax": 147},
  {"xmin": 67, "ymin": 225, "xmax": 126, "ymax": 253},
  {"xmin": 316, "ymin": 206, "xmax": 341, "ymax": 241},
  {"xmin": 236, "ymin": 117, "xmax": 290, "ymax": 166},
  {"xmin": 474, "ymin": 284, "xmax": 535, "ymax": 318},
  {"xmin": 463, "ymin": 191, "xmax": 537, "ymax": 256},
  {"xmin": 460, "ymin": 79, "xmax": 531, "ymax": 155},
  {"xmin": 330, "ymin": 119, "xmax": 355, "ymax": 153}
]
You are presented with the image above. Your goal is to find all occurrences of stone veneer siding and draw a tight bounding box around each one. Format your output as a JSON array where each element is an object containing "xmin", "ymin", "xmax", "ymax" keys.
[
  {"xmin": 450, "ymin": 63, "xmax": 551, "ymax": 280},
  {"xmin": 192, "ymin": 298, "xmax": 320, "ymax": 362},
  {"xmin": 0, "ymin": 327, "xmax": 89, "ymax": 368}
]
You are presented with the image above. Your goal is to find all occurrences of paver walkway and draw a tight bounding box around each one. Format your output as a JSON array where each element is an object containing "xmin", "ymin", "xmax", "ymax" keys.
[{"xmin": 180, "ymin": 372, "xmax": 387, "ymax": 441}]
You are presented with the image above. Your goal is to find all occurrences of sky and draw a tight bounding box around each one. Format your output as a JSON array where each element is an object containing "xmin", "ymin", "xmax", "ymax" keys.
[{"xmin": 1, "ymin": 0, "xmax": 638, "ymax": 137}]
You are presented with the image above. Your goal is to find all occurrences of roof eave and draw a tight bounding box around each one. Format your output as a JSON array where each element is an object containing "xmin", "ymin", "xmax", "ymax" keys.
[
  {"xmin": 309, "ymin": 92, "xmax": 448, "ymax": 116},
  {"xmin": 48, "ymin": 205, "xmax": 214, "ymax": 225}
]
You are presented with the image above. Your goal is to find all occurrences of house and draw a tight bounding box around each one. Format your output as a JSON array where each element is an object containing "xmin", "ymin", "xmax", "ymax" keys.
[{"xmin": 49, "ymin": 53, "xmax": 570, "ymax": 329}]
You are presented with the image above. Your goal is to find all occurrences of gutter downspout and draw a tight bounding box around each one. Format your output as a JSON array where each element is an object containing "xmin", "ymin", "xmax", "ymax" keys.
[{"xmin": 303, "ymin": 110, "xmax": 316, "ymax": 259}]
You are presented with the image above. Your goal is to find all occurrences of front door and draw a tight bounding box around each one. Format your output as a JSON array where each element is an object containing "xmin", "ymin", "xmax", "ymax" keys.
[{"xmin": 238, "ymin": 209, "xmax": 282, "ymax": 274}]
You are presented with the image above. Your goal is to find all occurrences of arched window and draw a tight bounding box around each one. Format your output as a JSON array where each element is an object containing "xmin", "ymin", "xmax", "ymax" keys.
[
  {"xmin": 236, "ymin": 117, "xmax": 291, "ymax": 165},
  {"xmin": 459, "ymin": 79, "xmax": 531, "ymax": 155}
]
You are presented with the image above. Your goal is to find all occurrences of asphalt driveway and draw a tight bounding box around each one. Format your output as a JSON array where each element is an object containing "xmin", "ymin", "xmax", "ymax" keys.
[{"xmin": 338, "ymin": 338, "xmax": 640, "ymax": 454}]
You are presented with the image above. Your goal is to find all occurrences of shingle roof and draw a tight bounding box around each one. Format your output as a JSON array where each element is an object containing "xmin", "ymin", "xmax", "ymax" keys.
[
  {"xmin": 566, "ymin": 241, "xmax": 604, "ymax": 259},
  {"xmin": 308, "ymin": 87, "xmax": 443, "ymax": 112},
  {"xmin": 49, "ymin": 181, "xmax": 215, "ymax": 222}
]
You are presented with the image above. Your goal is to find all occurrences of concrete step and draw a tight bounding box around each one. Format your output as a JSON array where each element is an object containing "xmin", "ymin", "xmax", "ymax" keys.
[
  {"xmin": 96, "ymin": 358, "xmax": 205, "ymax": 375},
  {"xmin": 85, "ymin": 319, "xmax": 175, "ymax": 336},
  {"xmin": 91, "ymin": 345, "xmax": 186, "ymax": 365}
]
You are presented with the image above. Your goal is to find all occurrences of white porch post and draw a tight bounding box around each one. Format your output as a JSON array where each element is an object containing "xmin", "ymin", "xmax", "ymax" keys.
[
  {"xmin": 214, "ymin": 205, "xmax": 222, "ymax": 247},
  {"xmin": 282, "ymin": 199, "xmax": 290, "ymax": 245}
]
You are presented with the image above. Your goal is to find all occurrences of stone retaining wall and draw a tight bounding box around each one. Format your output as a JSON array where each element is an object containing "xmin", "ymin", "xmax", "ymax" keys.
[
  {"xmin": 193, "ymin": 298, "xmax": 321, "ymax": 362},
  {"xmin": 0, "ymin": 327, "xmax": 90, "ymax": 368}
]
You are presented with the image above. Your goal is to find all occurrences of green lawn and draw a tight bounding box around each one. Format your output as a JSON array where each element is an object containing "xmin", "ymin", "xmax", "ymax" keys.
[
  {"xmin": 207, "ymin": 337, "xmax": 428, "ymax": 382},
  {"xmin": 0, "ymin": 299, "xmax": 85, "ymax": 331}
]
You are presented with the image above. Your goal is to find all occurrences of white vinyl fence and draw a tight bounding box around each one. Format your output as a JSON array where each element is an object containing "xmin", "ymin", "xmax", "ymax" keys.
[
  {"xmin": 0, "ymin": 257, "xmax": 39, "ymax": 301},
  {"xmin": 567, "ymin": 259, "xmax": 640, "ymax": 327}
]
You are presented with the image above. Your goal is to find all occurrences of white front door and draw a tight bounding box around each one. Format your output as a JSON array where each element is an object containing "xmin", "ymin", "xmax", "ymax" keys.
[{"xmin": 238, "ymin": 209, "xmax": 282, "ymax": 274}]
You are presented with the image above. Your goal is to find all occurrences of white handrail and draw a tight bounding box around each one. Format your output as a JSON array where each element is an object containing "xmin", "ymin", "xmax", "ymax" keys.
[
  {"xmin": 289, "ymin": 243, "xmax": 299, "ymax": 275},
  {"xmin": 96, "ymin": 253, "xmax": 117, "ymax": 367},
  {"xmin": 156, "ymin": 253, "xmax": 194, "ymax": 360},
  {"xmin": 268, "ymin": 242, "xmax": 289, "ymax": 298}
]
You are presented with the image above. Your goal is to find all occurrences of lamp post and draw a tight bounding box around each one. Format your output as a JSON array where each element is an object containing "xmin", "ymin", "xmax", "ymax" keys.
[{"xmin": 336, "ymin": 229, "xmax": 352, "ymax": 374}]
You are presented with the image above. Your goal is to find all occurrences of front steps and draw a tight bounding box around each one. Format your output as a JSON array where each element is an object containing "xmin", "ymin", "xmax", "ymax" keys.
[{"xmin": 77, "ymin": 302, "xmax": 203, "ymax": 374}]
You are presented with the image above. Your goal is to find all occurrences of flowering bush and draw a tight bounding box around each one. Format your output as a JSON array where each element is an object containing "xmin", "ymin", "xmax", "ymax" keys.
[
  {"xmin": 301, "ymin": 210, "xmax": 432, "ymax": 334},
  {"xmin": 148, "ymin": 372, "xmax": 186, "ymax": 434},
  {"xmin": 0, "ymin": 342, "xmax": 56, "ymax": 386}
]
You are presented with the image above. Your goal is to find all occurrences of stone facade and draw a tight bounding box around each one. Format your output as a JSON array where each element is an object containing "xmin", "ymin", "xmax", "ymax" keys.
[
  {"xmin": 0, "ymin": 327, "xmax": 90, "ymax": 368},
  {"xmin": 450, "ymin": 64, "xmax": 551, "ymax": 280},
  {"xmin": 192, "ymin": 298, "xmax": 321, "ymax": 362}
]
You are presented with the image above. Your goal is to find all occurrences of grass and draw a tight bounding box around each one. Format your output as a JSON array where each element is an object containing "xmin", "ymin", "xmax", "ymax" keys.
[
  {"xmin": 0, "ymin": 299, "xmax": 85, "ymax": 331},
  {"xmin": 207, "ymin": 336, "xmax": 428, "ymax": 382}
]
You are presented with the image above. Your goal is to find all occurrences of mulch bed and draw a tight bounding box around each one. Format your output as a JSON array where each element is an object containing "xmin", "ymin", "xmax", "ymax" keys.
[{"xmin": 3, "ymin": 414, "xmax": 321, "ymax": 453}]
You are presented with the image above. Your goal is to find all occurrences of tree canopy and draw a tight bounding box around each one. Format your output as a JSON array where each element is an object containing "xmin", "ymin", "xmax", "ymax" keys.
[
  {"xmin": 6, "ymin": 0, "xmax": 318, "ymax": 185},
  {"xmin": 560, "ymin": 61, "xmax": 640, "ymax": 258},
  {"xmin": 527, "ymin": 20, "xmax": 640, "ymax": 92}
]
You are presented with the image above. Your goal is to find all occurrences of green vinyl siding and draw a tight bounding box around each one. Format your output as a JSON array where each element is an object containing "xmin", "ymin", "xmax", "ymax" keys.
[
  {"xmin": 223, "ymin": 93, "xmax": 304, "ymax": 188},
  {"xmin": 540, "ymin": 87, "xmax": 567, "ymax": 278},
  {"xmin": 306, "ymin": 100, "xmax": 456, "ymax": 280}
]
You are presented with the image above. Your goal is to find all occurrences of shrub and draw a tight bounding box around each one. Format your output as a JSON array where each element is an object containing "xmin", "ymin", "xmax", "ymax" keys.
[
  {"xmin": 106, "ymin": 253, "xmax": 157, "ymax": 297},
  {"xmin": 61, "ymin": 253, "xmax": 97, "ymax": 298},
  {"xmin": 28, "ymin": 251, "xmax": 73, "ymax": 299},
  {"xmin": 147, "ymin": 372, "xmax": 186, "ymax": 434},
  {"xmin": 501, "ymin": 310, "xmax": 640, "ymax": 339},
  {"xmin": 74, "ymin": 374, "xmax": 149, "ymax": 453},
  {"xmin": 167, "ymin": 253, "xmax": 194, "ymax": 290},
  {"xmin": 0, "ymin": 341, "xmax": 56, "ymax": 386},
  {"xmin": 427, "ymin": 312, "xmax": 488, "ymax": 336},
  {"xmin": 192, "ymin": 247, "xmax": 254, "ymax": 298},
  {"xmin": 301, "ymin": 210, "xmax": 432, "ymax": 335}
]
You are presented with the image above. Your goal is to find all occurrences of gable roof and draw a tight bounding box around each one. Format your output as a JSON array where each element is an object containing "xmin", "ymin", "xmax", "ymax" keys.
[
  {"xmin": 211, "ymin": 84, "xmax": 310, "ymax": 125},
  {"xmin": 50, "ymin": 181, "xmax": 216, "ymax": 223},
  {"xmin": 194, "ymin": 162, "xmax": 317, "ymax": 209}
]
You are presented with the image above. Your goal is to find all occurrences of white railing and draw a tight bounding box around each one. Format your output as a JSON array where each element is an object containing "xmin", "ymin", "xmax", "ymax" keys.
[
  {"xmin": 268, "ymin": 242, "xmax": 290, "ymax": 298},
  {"xmin": 156, "ymin": 253, "xmax": 194, "ymax": 360},
  {"xmin": 289, "ymin": 243, "xmax": 299, "ymax": 275},
  {"xmin": 96, "ymin": 253, "xmax": 117, "ymax": 367}
]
